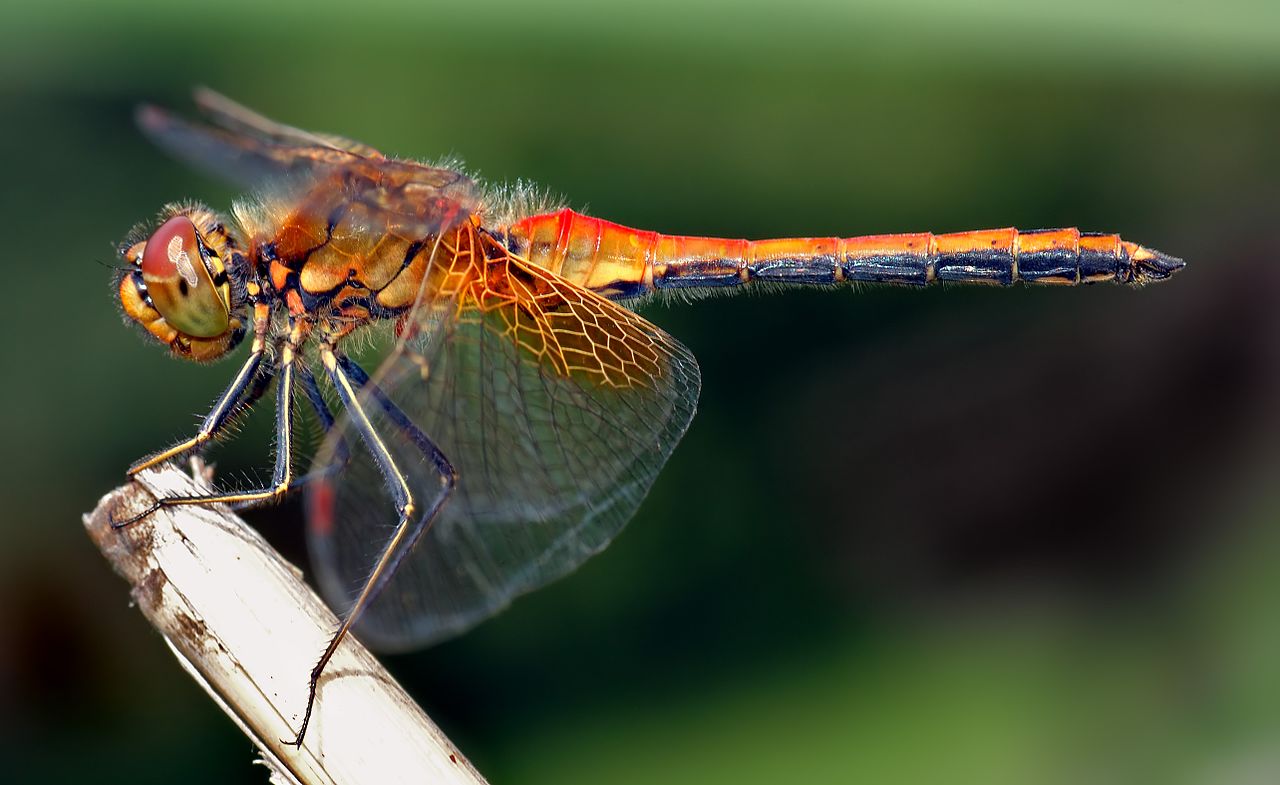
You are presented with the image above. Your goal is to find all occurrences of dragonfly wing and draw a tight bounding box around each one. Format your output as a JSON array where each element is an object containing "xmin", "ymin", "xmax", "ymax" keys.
[
  {"xmin": 138, "ymin": 89, "xmax": 476, "ymax": 230},
  {"xmin": 135, "ymin": 101, "xmax": 358, "ymax": 188},
  {"xmin": 306, "ymin": 247, "xmax": 701, "ymax": 651},
  {"xmin": 191, "ymin": 87, "xmax": 387, "ymax": 159}
]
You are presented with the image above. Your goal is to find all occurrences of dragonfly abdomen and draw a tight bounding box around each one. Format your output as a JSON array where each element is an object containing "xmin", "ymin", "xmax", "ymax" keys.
[
  {"xmin": 503, "ymin": 211, "xmax": 1183, "ymax": 300},
  {"xmin": 835, "ymin": 228, "xmax": 1136, "ymax": 287},
  {"xmin": 655, "ymin": 228, "xmax": 1184, "ymax": 290}
]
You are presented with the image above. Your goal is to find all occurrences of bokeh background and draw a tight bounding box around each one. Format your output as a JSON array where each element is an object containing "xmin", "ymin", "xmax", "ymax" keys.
[{"xmin": 2, "ymin": 1, "xmax": 1278, "ymax": 783}]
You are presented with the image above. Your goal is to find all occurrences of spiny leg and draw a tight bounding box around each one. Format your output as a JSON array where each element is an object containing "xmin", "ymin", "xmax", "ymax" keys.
[
  {"xmin": 127, "ymin": 289, "xmax": 274, "ymax": 477},
  {"xmin": 336, "ymin": 355, "xmax": 455, "ymax": 602},
  {"xmin": 112, "ymin": 322, "xmax": 309, "ymax": 528},
  {"xmin": 229, "ymin": 363, "xmax": 353, "ymax": 511},
  {"xmin": 110, "ymin": 352, "xmax": 267, "ymax": 527},
  {"xmin": 125, "ymin": 346, "xmax": 265, "ymax": 477},
  {"xmin": 287, "ymin": 346, "xmax": 455, "ymax": 748},
  {"xmin": 221, "ymin": 358, "xmax": 275, "ymax": 424}
]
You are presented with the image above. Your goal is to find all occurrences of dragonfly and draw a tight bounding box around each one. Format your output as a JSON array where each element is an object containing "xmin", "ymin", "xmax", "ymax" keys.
[{"xmin": 110, "ymin": 88, "xmax": 1184, "ymax": 746}]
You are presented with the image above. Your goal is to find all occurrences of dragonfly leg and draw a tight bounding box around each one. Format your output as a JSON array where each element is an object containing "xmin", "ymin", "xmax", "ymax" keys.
[
  {"xmin": 285, "ymin": 346, "xmax": 456, "ymax": 748},
  {"xmin": 112, "ymin": 322, "xmax": 310, "ymax": 528},
  {"xmin": 125, "ymin": 289, "xmax": 278, "ymax": 477},
  {"xmin": 228, "ymin": 363, "xmax": 352, "ymax": 511},
  {"xmin": 110, "ymin": 351, "xmax": 268, "ymax": 528},
  {"xmin": 124, "ymin": 347, "xmax": 265, "ymax": 477}
]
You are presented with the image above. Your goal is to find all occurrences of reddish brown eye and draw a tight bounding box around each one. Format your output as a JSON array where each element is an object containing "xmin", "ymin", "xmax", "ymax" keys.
[
  {"xmin": 141, "ymin": 215, "xmax": 200, "ymax": 283},
  {"xmin": 140, "ymin": 215, "xmax": 231, "ymax": 338}
]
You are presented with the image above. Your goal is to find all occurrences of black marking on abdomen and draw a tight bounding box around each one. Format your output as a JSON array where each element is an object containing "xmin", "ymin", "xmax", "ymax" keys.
[
  {"xmin": 653, "ymin": 260, "xmax": 742, "ymax": 289},
  {"xmin": 842, "ymin": 254, "xmax": 932, "ymax": 286},
  {"xmin": 1080, "ymin": 233, "xmax": 1123, "ymax": 282},
  {"xmin": 748, "ymin": 256, "xmax": 840, "ymax": 284},
  {"xmin": 935, "ymin": 248, "xmax": 1015, "ymax": 285},
  {"xmin": 594, "ymin": 280, "xmax": 652, "ymax": 300},
  {"xmin": 1017, "ymin": 230, "xmax": 1078, "ymax": 283}
]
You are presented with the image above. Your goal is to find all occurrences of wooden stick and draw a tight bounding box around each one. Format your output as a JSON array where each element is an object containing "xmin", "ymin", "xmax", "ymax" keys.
[{"xmin": 83, "ymin": 462, "xmax": 489, "ymax": 785}]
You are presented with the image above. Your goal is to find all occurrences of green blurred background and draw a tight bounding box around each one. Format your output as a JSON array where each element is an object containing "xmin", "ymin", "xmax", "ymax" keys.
[{"xmin": 2, "ymin": 1, "xmax": 1278, "ymax": 782}]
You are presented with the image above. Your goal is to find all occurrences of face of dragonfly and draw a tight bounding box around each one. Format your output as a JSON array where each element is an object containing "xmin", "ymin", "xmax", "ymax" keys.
[{"xmin": 117, "ymin": 203, "xmax": 248, "ymax": 362}]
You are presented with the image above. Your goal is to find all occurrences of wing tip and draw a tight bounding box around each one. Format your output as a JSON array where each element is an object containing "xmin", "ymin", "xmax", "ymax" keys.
[
  {"xmin": 192, "ymin": 85, "xmax": 242, "ymax": 119},
  {"xmin": 134, "ymin": 102, "xmax": 169, "ymax": 132}
]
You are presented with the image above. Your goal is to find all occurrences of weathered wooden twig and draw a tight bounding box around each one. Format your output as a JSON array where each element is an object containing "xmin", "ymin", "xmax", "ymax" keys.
[{"xmin": 83, "ymin": 462, "xmax": 488, "ymax": 785}]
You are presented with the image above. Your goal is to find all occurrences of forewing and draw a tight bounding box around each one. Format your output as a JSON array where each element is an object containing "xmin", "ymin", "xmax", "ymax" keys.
[
  {"xmin": 137, "ymin": 90, "xmax": 477, "ymax": 232},
  {"xmin": 191, "ymin": 87, "xmax": 387, "ymax": 159},
  {"xmin": 136, "ymin": 101, "xmax": 360, "ymax": 188},
  {"xmin": 306, "ymin": 251, "xmax": 701, "ymax": 650}
]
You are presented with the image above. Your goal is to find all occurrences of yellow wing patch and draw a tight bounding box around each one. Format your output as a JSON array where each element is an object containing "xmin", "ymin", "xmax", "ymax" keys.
[{"xmin": 459, "ymin": 232, "xmax": 671, "ymax": 389}]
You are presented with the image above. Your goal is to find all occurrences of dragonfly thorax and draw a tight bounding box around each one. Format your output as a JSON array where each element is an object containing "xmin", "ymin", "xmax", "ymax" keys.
[{"xmin": 117, "ymin": 202, "xmax": 249, "ymax": 362}]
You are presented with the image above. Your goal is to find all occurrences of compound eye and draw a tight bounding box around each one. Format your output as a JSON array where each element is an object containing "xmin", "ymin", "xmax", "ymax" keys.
[{"xmin": 140, "ymin": 215, "xmax": 230, "ymax": 338}]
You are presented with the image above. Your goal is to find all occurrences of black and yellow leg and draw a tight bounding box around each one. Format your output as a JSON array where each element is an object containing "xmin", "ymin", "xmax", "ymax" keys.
[
  {"xmin": 125, "ymin": 347, "xmax": 265, "ymax": 476},
  {"xmin": 223, "ymin": 360, "xmax": 276, "ymax": 425},
  {"xmin": 127, "ymin": 288, "xmax": 273, "ymax": 476},
  {"xmin": 112, "ymin": 324, "xmax": 308, "ymax": 528},
  {"xmin": 228, "ymin": 363, "xmax": 352, "ymax": 511},
  {"xmin": 335, "ymin": 354, "xmax": 453, "ymax": 601},
  {"xmin": 286, "ymin": 347, "xmax": 456, "ymax": 748}
]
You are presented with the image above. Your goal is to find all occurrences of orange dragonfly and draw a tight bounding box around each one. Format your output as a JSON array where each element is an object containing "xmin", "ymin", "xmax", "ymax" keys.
[{"xmin": 111, "ymin": 89, "xmax": 1184, "ymax": 746}]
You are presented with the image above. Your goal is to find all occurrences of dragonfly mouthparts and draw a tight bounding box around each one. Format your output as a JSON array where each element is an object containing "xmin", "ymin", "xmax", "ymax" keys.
[{"xmin": 1131, "ymin": 245, "xmax": 1186, "ymax": 283}]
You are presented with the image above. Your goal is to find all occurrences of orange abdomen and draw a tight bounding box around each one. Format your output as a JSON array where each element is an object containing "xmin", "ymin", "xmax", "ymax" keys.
[{"xmin": 504, "ymin": 209, "xmax": 1183, "ymax": 299}]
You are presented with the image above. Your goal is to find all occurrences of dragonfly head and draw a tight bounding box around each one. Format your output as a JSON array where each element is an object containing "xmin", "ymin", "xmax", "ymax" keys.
[{"xmin": 116, "ymin": 203, "xmax": 248, "ymax": 362}]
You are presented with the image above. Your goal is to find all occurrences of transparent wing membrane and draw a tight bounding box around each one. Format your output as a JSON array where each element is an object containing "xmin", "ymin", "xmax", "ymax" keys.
[
  {"xmin": 307, "ymin": 252, "xmax": 701, "ymax": 650},
  {"xmin": 137, "ymin": 90, "xmax": 477, "ymax": 238},
  {"xmin": 191, "ymin": 87, "xmax": 387, "ymax": 159}
]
